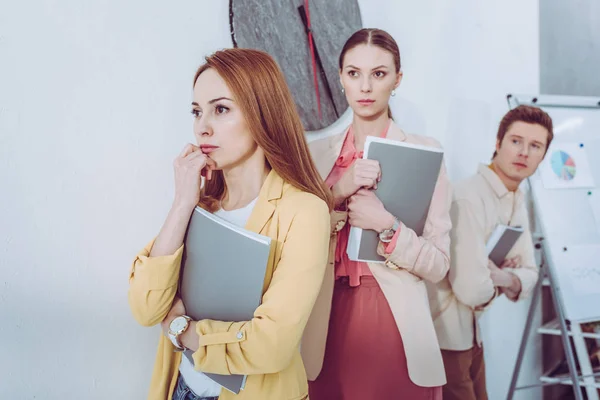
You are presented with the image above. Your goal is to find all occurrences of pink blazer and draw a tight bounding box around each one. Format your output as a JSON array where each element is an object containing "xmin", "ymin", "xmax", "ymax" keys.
[{"xmin": 301, "ymin": 121, "xmax": 452, "ymax": 387}]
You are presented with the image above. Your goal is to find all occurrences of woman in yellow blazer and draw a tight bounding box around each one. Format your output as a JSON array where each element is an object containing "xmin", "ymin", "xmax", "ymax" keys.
[
  {"xmin": 302, "ymin": 29, "xmax": 451, "ymax": 399},
  {"xmin": 128, "ymin": 49, "xmax": 332, "ymax": 400}
]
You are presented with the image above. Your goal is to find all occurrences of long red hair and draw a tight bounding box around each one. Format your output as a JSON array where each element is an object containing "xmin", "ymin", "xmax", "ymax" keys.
[{"xmin": 193, "ymin": 49, "xmax": 333, "ymax": 212}]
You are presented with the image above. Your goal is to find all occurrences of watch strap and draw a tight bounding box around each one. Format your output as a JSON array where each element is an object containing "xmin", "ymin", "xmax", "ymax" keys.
[
  {"xmin": 168, "ymin": 332, "xmax": 185, "ymax": 351},
  {"xmin": 379, "ymin": 217, "xmax": 400, "ymax": 243}
]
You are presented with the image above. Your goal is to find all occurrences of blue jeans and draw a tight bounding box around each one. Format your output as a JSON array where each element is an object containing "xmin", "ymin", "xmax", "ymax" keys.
[{"xmin": 172, "ymin": 375, "xmax": 220, "ymax": 400}]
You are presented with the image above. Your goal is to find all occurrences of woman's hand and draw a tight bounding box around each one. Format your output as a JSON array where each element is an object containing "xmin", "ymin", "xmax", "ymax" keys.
[
  {"xmin": 173, "ymin": 143, "xmax": 216, "ymax": 210},
  {"xmin": 161, "ymin": 297, "xmax": 187, "ymax": 337},
  {"xmin": 160, "ymin": 297, "xmax": 200, "ymax": 351},
  {"xmin": 332, "ymin": 159, "xmax": 381, "ymax": 206},
  {"xmin": 149, "ymin": 144, "xmax": 216, "ymax": 257},
  {"xmin": 347, "ymin": 189, "xmax": 396, "ymax": 233}
]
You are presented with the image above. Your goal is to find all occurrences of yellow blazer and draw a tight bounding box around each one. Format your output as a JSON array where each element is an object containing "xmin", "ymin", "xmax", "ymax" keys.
[
  {"xmin": 301, "ymin": 122, "xmax": 452, "ymax": 387},
  {"xmin": 128, "ymin": 170, "xmax": 330, "ymax": 400}
]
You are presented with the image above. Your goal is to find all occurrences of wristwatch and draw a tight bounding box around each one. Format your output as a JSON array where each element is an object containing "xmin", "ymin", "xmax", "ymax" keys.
[
  {"xmin": 168, "ymin": 315, "xmax": 191, "ymax": 351},
  {"xmin": 379, "ymin": 218, "xmax": 400, "ymax": 243}
]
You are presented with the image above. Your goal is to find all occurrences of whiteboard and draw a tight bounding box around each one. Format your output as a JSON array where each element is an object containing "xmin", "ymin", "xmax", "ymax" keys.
[{"xmin": 509, "ymin": 94, "xmax": 600, "ymax": 322}]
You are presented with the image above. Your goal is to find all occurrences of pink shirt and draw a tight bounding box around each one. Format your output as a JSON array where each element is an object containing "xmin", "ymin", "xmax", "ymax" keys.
[{"xmin": 324, "ymin": 121, "xmax": 399, "ymax": 287}]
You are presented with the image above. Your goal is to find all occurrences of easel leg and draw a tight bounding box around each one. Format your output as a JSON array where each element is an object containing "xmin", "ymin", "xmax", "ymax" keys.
[
  {"xmin": 571, "ymin": 323, "xmax": 600, "ymax": 400},
  {"xmin": 507, "ymin": 269, "xmax": 544, "ymax": 400},
  {"xmin": 547, "ymin": 266, "xmax": 584, "ymax": 400}
]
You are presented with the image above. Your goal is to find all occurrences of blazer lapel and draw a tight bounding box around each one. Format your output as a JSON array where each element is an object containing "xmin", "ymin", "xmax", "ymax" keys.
[
  {"xmin": 245, "ymin": 170, "xmax": 284, "ymax": 234},
  {"xmin": 386, "ymin": 122, "xmax": 408, "ymax": 142},
  {"xmin": 310, "ymin": 122, "xmax": 407, "ymax": 182},
  {"xmin": 310, "ymin": 127, "xmax": 349, "ymax": 181},
  {"xmin": 310, "ymin": 122, "xmax": 406, "ymax": 182}
]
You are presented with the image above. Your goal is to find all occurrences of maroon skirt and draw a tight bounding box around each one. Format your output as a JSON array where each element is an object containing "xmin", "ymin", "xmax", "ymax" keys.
[{"xmin": 308, "ymin": 276, "xmax": 442, "ymax": 400}]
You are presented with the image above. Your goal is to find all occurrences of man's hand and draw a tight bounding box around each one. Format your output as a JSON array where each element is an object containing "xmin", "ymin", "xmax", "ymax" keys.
[
  {"xmin": 488, "ymin": 259, "xmax": 522, "ymax": 299},
  {"xmin": 501, "ymin": 286, "xmax": 520, "ymax": 302},
  {"xmin": 500, "ymin": 255, "xmax": 522, "ymax": 269}
]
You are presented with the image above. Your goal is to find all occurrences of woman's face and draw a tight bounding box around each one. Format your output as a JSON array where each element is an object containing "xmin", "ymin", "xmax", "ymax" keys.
[
  {"xmin": 192, "ymin": 68, "xmax": 259, "ymax": 171},
  {"xmin": 339, "ymin": 44, "xmax": 402, "ymax": 119}
]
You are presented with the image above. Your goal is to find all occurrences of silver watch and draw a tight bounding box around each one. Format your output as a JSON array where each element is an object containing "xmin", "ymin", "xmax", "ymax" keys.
[
  {"xmin": 379, "ymin": 218, "xmax": 400, "ymax": 243},
  {"xmin": 168, "ymin": 315, "xmax": 191, "ymax": 351}
]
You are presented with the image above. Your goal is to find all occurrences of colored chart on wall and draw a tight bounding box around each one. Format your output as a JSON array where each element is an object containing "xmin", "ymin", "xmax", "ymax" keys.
[
  {"xmin": 540, "ymin": 142, "xmax": 594, "ymax": 189},
  {"xmin": 550, "ymin": 150, "xmax": 577, "ymax": 181}
]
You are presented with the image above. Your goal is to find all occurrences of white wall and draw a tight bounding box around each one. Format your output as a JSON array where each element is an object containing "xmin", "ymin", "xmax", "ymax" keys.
[
  {"xmin": 0, "ymin": 1, "xmax": 233, "ymax": 399},
  {"xmin": 541, "ymin": 0, "xmax": 600, "ymax": 96},
  {"xmin": 0, "ymin": 1, "xmax": 541, "ymax": 399}
]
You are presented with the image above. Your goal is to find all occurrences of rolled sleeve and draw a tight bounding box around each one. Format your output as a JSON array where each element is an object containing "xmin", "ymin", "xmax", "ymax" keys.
[{"xmin": 128, "ymin": 239, "xmax": 183, "ymax": 327}]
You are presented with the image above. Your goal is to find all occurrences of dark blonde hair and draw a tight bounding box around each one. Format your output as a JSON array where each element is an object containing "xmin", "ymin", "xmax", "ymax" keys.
[
  {"xmin": 193, "ymin": 49, "xmax": 333, "ymax": 212},
  {"xmin": 339, "ymin": 28, "xmax": 401, "ymax": 119}
]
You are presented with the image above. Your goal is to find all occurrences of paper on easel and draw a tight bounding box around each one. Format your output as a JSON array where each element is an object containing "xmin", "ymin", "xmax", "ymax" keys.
[
  {"xmin": 539, "ymin": 142, "xmax": 595, "ymax": 189},
  {"xmin": 589, "ymin": 193, "xmax": 600, "ymax": 234},
  {"xmin": 562, "ymin": 244, "xmax": 600, "ymax": 295}
]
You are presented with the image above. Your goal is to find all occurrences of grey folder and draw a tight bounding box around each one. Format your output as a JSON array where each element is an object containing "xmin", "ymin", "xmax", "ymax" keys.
[
  {"xmin": 347, "ymin": 136, "xmax": 444, "ymax": 263},
  {"xmin": 179, "ymin": 206, "xmax": 272, "ymax": 394},
  {"xmin": 486, "ymin": 224, "xmax": 524, "ymax": 266}
]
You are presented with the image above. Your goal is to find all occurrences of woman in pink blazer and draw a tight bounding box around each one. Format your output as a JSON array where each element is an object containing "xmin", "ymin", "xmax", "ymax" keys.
[{"xmin": 302, "ymin": 28, "xmax": 452, "ymax": 399}]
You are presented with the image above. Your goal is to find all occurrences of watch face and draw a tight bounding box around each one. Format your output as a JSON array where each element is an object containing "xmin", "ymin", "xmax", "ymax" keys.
[
  {"xmin": 380, "ymin": 230, "xmax": 394, "ymax": 242},
  {"xmin": 169, "ymin": 316, "xmax": 188, "ymax": 333},
  {"xmin": 230, "ymin": 0, "xmax": 362, "ymax": 133}
]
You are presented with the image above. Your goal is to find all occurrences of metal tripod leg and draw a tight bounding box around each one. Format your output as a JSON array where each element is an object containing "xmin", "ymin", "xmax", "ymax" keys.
[
  {"xmin": 506, "ymin": 261, "xmax": 585, "ymax": 400},
  {"xmin": 570, "ymin": 323, "xmax": 599, "ymax": 400},
  {"xmin": 506, "ymin": 266, "xmax": 544, "ymax": 400},
  {"xmin": 547, "ymin": 260, "xmax": 584, "ymax": 400}
]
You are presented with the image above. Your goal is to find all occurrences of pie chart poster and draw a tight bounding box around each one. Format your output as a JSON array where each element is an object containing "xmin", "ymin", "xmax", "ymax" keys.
[{"xmin": 540, "ymin": 142, "xmax": 595, "ymax": 189}]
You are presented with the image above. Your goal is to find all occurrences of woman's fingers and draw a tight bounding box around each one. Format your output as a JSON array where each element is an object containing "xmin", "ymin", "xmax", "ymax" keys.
[{"xmin": 179, "ymin": 143, "xmax": 200, "ymax": 158}]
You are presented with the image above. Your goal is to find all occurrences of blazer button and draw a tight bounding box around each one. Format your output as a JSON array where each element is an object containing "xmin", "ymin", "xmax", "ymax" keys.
[{"xmin": 236, "ymin": 332, "xmax": 243, "ymax": 340}]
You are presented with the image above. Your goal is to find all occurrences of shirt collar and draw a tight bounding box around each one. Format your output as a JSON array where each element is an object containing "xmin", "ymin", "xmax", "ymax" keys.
[{"xmin": 478, "ymin": 163, "xmax": 523, "ymax": 201}]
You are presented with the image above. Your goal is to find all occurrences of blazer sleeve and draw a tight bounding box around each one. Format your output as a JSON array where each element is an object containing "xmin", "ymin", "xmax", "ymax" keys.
[
  {"xmin": 190, "ymin": 194, "xmax": 330, "ymax": 375},
  {"xmin": 376, "ymin": 159, "xmax": 452, "ymax": 284},
  {"xmin": 128, "ymin": 239, "xmax": 183, "ymax": 327}
]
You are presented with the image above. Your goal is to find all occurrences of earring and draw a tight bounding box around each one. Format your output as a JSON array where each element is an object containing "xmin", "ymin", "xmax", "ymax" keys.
[
  {"xmin": 391, "ymin": 89, "xmax": 396, "ymax": 97},
  {"xmin": 341, "ymin": 87, "xmax": 345, "ymax": 93}
]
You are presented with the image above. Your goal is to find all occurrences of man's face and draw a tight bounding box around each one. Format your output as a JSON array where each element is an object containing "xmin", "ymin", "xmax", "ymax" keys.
[{"xmin": 494, "ymin": 121, "xmax": 549, "ymax": 184}]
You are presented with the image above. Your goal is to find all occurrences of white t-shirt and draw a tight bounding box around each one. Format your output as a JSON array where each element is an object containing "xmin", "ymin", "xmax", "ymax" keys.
[{"xmin": 178, "ymin": 197, "xmax": 258, "ymax": 397}]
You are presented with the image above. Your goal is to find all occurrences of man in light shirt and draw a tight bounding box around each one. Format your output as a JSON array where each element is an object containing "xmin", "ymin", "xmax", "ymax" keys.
[{"xmin": 428, "ymin": 105, "xmax": 554, "ymax": 400}]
